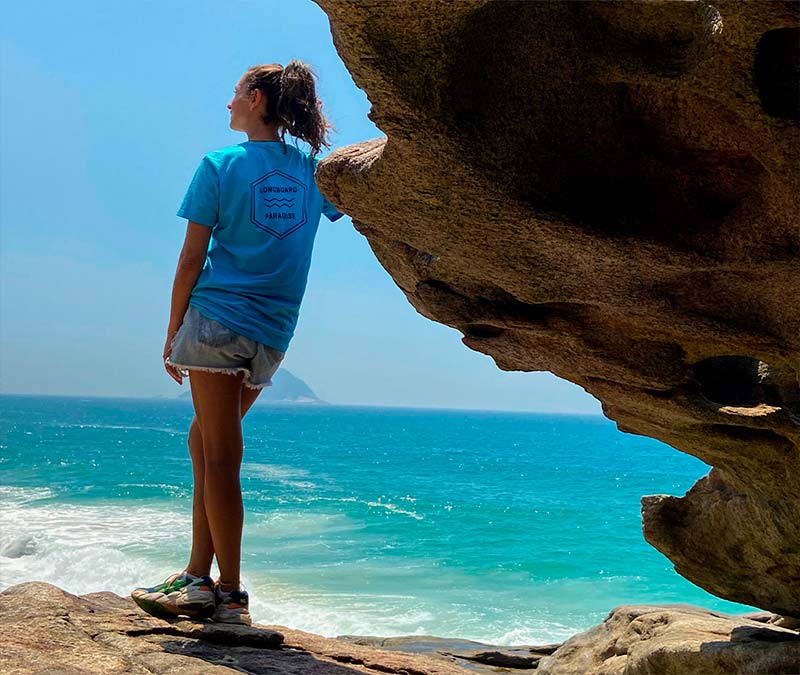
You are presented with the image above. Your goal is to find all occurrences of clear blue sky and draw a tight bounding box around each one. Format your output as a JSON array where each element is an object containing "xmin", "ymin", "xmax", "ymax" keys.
[{"xmin": 0, "ymin": 0, "xmax": 601, "ymax": 414}]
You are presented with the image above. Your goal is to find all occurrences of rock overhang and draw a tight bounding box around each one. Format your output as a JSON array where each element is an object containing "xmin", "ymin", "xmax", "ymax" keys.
[{"xmin": 313, "ymin": 0, "xmax": 800, "ymax": 616}]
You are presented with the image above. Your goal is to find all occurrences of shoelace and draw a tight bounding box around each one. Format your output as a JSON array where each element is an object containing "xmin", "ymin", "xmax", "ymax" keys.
[{"xmin": 163, "ymin": 572, "xmax": 182, "ymax": 587}]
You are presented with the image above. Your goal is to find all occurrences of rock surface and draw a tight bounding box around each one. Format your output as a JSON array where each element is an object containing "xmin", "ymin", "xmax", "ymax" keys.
[
  {"xmin": 313, "ymin": 0, "xmax": 800, "ymax": 615},
  {"xmin": 3, "ymin": 583, "xmax": 800, "ymax": 675},
  {"xmin": 0, "ymin": 582, "xmax": 477, "ymax": 674},
  {"xmin": 337, "ymin": 634, "xmax": 560, "ymax": 671},
  {"xmin": 536, "ymin": 605, "xmax": 800, "ymax": 675}
]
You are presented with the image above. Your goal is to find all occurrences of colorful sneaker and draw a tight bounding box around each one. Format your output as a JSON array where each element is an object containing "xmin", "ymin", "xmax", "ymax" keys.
[
  {"xmin": 211, "ymin": 580, "xmax": 252, "ymax": 626},
  {"xmin": 131, "ymin": 571, "xmax": 216, "ymax": 620}
]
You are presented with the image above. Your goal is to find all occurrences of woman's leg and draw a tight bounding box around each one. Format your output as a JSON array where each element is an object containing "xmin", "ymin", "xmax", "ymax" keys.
[
  {"xmin": 185, "ymin": 384, "xmax": 263, "ymax": 579},
  {"xmin": 185, "ymin": 418, "xmax": 214, "ymax": 578},
  {"xmin": 186, "ymin": 370, "xmax": 261, "ymax": 593},
  {"xmin": 186, "ymin": 382, "xmax": 264, "ymax": 577}
]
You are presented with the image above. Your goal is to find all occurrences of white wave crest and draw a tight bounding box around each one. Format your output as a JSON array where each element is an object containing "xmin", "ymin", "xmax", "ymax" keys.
[
  {"xmin": 241, "ymin": 462, "xmax": 311, "ymax": 480},
  {"xmin": 0, "ymin": 490, "xmax": 191, "ymax": 595},
  {"xmin": 366, "ymin": 501, "xmax": 424, "ymax": 521}
]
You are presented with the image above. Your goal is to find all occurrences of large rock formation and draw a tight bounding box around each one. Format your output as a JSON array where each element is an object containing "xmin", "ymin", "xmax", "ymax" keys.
[{"xmin": 313, "ymin": 1, "xmax": 800, "ymax": 617}]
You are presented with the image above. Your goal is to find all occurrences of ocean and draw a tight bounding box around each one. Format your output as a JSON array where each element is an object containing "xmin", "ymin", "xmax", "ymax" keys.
[{"xmin": 0, "ymin": 394, "xmax": 752, "ymax": 645}]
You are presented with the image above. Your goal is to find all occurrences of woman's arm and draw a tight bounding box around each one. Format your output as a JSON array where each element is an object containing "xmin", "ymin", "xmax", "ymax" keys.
[
  {"xmin": 167, "ymin": 222, "xmax": 213, "ymax": 334},
  {"xmin": 163, "ymin": 222, "xmax": 213, "ymax": 384}
]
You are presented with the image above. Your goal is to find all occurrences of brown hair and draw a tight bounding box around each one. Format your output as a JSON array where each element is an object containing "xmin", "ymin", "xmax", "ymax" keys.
[{"xmin": 242, "ymin": 60, "xmax": 333, "ymax": 157}]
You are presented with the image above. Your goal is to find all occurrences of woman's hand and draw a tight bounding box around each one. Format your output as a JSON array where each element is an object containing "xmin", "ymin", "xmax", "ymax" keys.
[{"xmin": 163, "ymin": 330, "xmax": 184, "ymax": 385}]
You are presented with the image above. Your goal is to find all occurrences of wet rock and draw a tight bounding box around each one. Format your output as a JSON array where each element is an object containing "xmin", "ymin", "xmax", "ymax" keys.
[{"xmin": 338, "ymin": 634, "xmax": 560, "ymax": 671}]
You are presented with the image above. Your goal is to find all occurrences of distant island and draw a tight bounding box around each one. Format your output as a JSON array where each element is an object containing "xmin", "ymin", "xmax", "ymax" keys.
[{"xmin": 178, "ymin": 368, "xmax": 326, "ymax": 405}]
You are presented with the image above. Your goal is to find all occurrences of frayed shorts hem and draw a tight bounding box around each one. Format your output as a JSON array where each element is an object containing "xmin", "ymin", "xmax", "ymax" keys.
[
  {"xmin": 167, "ymin": 361, "xmax": 274, "ymax": 391},
  {"xmin": 167, "ymin": 306, "xmax": 284, "ymax": 391}
]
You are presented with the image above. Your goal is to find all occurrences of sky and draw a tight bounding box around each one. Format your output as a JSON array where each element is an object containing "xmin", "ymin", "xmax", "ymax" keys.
[{"xmin": 0, "ymin": 0, "xmax": 602, "ymax": 415}]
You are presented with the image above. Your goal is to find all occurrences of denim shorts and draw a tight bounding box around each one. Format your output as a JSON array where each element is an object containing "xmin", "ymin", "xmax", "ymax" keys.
[{"xmin": 166, "ymin": 305, "xmax": 285, "ymax": 390}]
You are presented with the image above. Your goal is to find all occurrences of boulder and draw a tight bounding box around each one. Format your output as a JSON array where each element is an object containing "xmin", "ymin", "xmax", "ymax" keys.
[
  {"xmin": 313, "ymin": 0, "xmax": 800, "ymax": 615},
  {"xmin": 536, "ymin": 605, "xmax": 800, "ymax": 675}
]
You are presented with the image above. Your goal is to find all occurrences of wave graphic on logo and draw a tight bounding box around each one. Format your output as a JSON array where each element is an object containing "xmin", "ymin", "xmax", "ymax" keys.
[{"xmin": 263, "ymin": 198, "xmax": 296, "ymax": 206}]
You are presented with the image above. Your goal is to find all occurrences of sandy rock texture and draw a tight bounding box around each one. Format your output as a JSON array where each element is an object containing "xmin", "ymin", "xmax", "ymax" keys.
[
  {"xmin": 0, "ymin": 582, "xmax": 477, "ymax": 675},
  {"xmin": 313, "ymin": 0, "xmax": 800, "ymax": 616},
  {"xmin": 536, "ymin": 605, "xmax": 800, "ymax": 675}
]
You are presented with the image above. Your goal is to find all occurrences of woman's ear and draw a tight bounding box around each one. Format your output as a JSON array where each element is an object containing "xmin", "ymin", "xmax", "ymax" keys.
[{"xmin": 250, "ymin": 88, "xmax": 266, "ymax": 112}]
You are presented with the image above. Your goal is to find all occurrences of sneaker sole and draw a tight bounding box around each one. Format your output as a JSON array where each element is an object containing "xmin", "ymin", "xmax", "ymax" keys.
[
  {"xmin": 211, "ymin": 600, "xmax": 252, "ymax": 626},
  {"xmin": 211, "ymin": 611, "xmax": 253, "ymax": 626}
]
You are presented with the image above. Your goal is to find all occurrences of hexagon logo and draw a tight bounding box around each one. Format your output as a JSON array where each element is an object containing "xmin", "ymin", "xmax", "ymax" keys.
[{"xmin": 250, "ymin": 170, "xmax": 308, "ymax": 239}]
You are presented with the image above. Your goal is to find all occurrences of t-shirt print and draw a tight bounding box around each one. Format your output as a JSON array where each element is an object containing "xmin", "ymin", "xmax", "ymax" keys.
[{"xmin": 249, "ymin": 169, "xmax": 309, "ymax": 239}]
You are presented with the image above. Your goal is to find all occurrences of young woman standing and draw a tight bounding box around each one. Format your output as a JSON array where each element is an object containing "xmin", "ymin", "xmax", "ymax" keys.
[{"xmin": 131, "ymin": 61, "xmax": 342, "ymax": 625}]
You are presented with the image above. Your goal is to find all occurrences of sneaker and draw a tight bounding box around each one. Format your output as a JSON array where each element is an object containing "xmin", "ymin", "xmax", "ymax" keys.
[
  {"xmin": 211, "ymin": 580, "xmax": 252, "ymax": 626},
  {"xmin": 131, "ymin": 571, "xmax": 216, "ymax": 620}
]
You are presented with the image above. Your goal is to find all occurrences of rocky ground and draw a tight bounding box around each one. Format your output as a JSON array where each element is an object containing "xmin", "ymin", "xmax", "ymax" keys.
[
  {"xmin": 0, "ymin": 582, "xmax": 549, "ymax": 674},
  {"xmin": 2, "ymin": 582, "xmax": 799, "ymax": 674}
]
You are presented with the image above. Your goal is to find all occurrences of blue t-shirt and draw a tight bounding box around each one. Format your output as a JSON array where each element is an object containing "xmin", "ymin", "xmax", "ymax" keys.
[{"xmin": 176, "ymin": 140, "xmax": 343, "ymax": 352}]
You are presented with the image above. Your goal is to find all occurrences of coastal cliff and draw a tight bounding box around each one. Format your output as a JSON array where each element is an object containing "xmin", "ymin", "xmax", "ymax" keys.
[
  {"xmin": 2, "ymin": 581, "xmax": 799, "ymax": 674},
  {"xmin": 313, "ymin": 0, "xmax": 800, "ymax": 621}
]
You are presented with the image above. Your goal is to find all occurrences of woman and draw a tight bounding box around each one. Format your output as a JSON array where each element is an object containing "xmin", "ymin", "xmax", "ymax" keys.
[{"xmin": 131, "ymin": 61, "xmax": 342, "ymax": 625}]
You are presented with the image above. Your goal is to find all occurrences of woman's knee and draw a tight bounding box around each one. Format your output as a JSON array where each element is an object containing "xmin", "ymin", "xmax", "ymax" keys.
[
  {"xmin": 188, "ymin": 417, "xmax": 204, "ymax": 457},
  {"xmin": 201, "ymin": 437, "xmax": 244, "ymax": 471}
]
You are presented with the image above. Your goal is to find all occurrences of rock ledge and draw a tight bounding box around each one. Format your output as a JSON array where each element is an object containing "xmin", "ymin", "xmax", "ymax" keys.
[{"xmin": 3, "ymin": 583, "xmax": 800, "ymax": 674}]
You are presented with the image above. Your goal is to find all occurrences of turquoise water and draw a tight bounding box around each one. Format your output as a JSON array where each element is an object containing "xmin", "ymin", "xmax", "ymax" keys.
[{"xmin": 0, "ymin": 394, "xmax": 752, "ymax": 643}]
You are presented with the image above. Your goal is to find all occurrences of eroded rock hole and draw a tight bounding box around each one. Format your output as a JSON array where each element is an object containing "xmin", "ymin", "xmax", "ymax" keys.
[
  {"xmin": 692, "ymin": 355, "xmax": 785, "ymax": 407},
  {"xmin": 754, "ymin": 27, "xmax": 800, "ymax": 120}
]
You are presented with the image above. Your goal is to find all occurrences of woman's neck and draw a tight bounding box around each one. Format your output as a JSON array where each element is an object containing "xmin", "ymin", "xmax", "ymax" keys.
[{"xmin": 246, "ymin": 123, "xmax": 280, "ymax": 142}]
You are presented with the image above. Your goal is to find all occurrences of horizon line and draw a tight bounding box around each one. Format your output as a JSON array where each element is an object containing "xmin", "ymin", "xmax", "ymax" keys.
[{"xmin": 0, "ymin": 392, "xmax": 605, "ymax": 418}]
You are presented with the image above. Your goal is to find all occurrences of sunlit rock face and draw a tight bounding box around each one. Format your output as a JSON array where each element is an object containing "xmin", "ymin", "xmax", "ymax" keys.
[
  {"xmin": 314, "ymin": 1, "xmax": 800, "ymax": 616},
  {"xmin": 535, "ymin": 605, "xmax": 800, "ymax": 675}
]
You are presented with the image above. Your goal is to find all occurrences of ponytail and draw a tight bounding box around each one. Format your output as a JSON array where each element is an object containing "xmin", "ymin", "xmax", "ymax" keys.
[{"xmin": 243, "ymin": 61, "xmax": 333, "ymax": 157}]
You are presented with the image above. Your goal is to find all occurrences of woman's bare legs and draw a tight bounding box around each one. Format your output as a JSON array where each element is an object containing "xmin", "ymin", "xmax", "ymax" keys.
[
  {"xmin": 185, "ymin": 385, "xmax": 263, "ymax": 579},
  {"xmin": 184, "ymin": 371, "xmax": 262, "ymax": 593}
]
